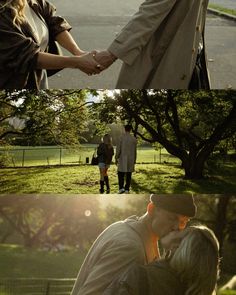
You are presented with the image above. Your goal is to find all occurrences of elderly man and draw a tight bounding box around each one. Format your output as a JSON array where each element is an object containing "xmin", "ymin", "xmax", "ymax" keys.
[{"xmin": 71, "ymin": 194, "xmax": 197, "ymax": 295}]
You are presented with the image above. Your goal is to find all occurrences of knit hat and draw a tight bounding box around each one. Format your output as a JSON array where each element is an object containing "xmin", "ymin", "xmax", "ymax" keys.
[{"xmin": 150, "ymin": 194, "xmax": 197, "ymax": 217}]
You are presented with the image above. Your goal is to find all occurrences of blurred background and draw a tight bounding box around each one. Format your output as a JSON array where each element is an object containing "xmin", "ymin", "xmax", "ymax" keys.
[{"xmin": 0, "ymin": 194, "xmax": 235, "ymax": 294}]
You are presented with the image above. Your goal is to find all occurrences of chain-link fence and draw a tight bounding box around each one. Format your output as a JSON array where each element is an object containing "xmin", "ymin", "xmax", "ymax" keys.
[
  {"xmin": 0, "ymin": 146, "xmax": 180, "ymax": 168},
  {"xmin": 0, "ymin": 278, "xmax": 75, "ymax": 295}
]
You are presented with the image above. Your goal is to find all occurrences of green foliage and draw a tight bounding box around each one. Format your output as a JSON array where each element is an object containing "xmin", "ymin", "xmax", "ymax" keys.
[
  {"xmin": 0, "ymin": 153, "xmax": 11, "ymax": 168},
  {"xmin": 0, "ymin": 196, "xmax": 104, "ymax": 249},
  {"xmin": 91, "ymin": 90, "xmax": 236, "ymax": 179},
  {"xmin": 0, "ymin": 89, "xmax": 94, "ymax": 146}
]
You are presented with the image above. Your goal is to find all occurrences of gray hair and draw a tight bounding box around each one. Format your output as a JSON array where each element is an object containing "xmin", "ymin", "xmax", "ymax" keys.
[{"xmin": 169, "ymin": 225, "xmax": 220, "ymax": 295}]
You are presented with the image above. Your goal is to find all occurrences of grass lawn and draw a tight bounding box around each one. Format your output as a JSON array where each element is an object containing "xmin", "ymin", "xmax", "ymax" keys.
[
  {"xmin": 0, "ymin": 145, "xmax": 177, "ymax": 167},
  {"xmin": 0, "ymin": 244, "xmax": 235, "ymax": 295},
  {"xmin": 0, "ymin": 161, "xmax": 235, "ymax": 194},
  {"xmin": 209, "ymin": 4, "xmax": 236, "ymax": 16},
  {"xmin": 0, "ymin": 244, "xmax": 84, "ymax": 279}
]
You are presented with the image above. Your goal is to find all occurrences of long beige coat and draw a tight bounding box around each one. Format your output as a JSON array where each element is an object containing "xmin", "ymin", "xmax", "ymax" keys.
[
  {"xmin": 71, "ymin": 216, "xmax": 158, "ymax": 295},
  {"xmin": 108, "ymin": 0, "xmax": 209, "ymax": 89},
  {"xmin": 115, "ymin": 133, "xmax": 137, "ymax": 173}
]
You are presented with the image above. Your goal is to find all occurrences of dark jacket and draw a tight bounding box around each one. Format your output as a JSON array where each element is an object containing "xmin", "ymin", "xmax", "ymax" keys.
[
  {"xmin": 0, "ymin": 0, "xmax": 71, "ymax": 89},
  {"xmin": 103, "ymin": 260, "xmax": 186, "ymax": 295},
  {"xmin": 97, "ymin": 143, "xmax": 114, "ymax": 165}
]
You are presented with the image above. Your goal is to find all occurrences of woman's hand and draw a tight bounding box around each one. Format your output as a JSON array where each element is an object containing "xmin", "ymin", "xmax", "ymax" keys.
[
  {"xmin": 36, "ymin": 52, "xmax": 103, "ymax": 75},
  {"xmin": 74, "ymin": 52, "xmax": 104, "ymax": 75}
]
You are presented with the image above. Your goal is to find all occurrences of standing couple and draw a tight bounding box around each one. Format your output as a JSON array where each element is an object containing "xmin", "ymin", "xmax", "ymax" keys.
[
  {"xmin": 97, "ymin": 125, "xmax": 137, "ymax": 194},
  {"xmin": 71, "ymin": 195, "xmax": 220, "ymax": 295},
  {"xmin": 0, "ymin": 0, "xmax": 210, "ymax": 89}
]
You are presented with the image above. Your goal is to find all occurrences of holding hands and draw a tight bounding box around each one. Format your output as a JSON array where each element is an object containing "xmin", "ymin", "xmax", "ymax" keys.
[
  {"xmin": 73, "ymin": 52, "xmax": 104, "ymax": 75},
  {"xmin": 92, "ymin": 50, "xmax": 117, "ymax": 70},
  {"xmin": 76, "ymin": 50, "xmax": 117, "ymax": 76}
]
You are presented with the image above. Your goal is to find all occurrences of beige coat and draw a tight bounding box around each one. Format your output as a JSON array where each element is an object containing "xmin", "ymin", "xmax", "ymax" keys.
[
  {"xmin": 115, "ymin": 133, "xmax": 137, "ymax": 173},
  {"xmin": 71, "ymin": 216, "xmax": 159, "ymax": 295},
  {"xmin": 108, "ymin": 0, "xmax": 209, "ymax": 89}
]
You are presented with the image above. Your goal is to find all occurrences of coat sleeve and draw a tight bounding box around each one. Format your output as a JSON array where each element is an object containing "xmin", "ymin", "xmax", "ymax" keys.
[
  {"xmin": 115, "ymin": 139, "xmax": 122, "ymax": 161},
  {"xmin": 108, "ymin": 0, "xmax": 177, "ymax": 65},
  {"xmin": 37, "ymin": 0, "xmax": 72, "ymax": 39},
  {"xmin": 103, "ymin": 264, "xmax": 149, "ymax": 295},
  {"xmin": 75, "ymin": 241, "xmax": 144, "ymax": 295},
  {"xmin": 0, "ymin": 15, "xmax": 40, "ymax": 73}
]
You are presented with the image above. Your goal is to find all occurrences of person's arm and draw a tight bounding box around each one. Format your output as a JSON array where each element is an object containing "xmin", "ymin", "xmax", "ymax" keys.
[
  {"xmin": 108, "ymin": 0, "xmax": 177, "ymax": 65},
  {"xmin": 36, "ymin": 52, "xmax": 102, "ymax": 75},
  {"xmin": 115, "ymin": 139, "xmax": 121, "ymax": 164},
  {"xmin": 73, "ymin": 242, "xmax": 144, "ymax": 295},
  {"xmin": 93, "ymin": 50, "xmax": 117, "ymax": 70},
  {"xmin": 97, "ymin": 144, "xmax": 104, "ymax": 156},
  {"xmin": 38, "ymin": 1, "xmax": 88, "ymax": 57},
  {"xmin": 55, "ymin": 30, "xmax": 85, "ymax": 56},
  {"xmin": 103, "ymin": 263, "xmax": 147, "ymax": 295}
]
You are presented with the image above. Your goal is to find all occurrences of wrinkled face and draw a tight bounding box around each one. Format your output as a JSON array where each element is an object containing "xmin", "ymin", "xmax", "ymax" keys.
[{"xmin": 151, "ymin": 207, "xmax": 180, "ymax": 238}]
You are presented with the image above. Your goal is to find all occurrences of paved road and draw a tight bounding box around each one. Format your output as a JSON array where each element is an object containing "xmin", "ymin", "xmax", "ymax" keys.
[
  {"xmin": 49, "ymin": 0, "xmax": 236, "ymax": 89},
  {"xmin": 210, "ymin": 0, "xmax": 236, "ymax": 10}
]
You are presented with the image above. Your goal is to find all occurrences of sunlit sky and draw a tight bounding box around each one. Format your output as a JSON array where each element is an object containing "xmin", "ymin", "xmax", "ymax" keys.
[{"xmin": 86, "ymin": 89, "xmax": 118, "ymax": 102}]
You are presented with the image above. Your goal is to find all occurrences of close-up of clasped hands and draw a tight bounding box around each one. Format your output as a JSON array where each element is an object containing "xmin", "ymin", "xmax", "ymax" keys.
[
  {"xmin": 0, "ymin": 0, "xmax": 117, "ymax": 89},
  {"xmin": 0, "ymin": 0, "xmax": 213, "ymax": 89}
]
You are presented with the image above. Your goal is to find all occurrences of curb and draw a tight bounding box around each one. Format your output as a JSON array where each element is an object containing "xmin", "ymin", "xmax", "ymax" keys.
[{"xmin": 207, "ymin": 7, "xmax": 236, "ymax": 22}]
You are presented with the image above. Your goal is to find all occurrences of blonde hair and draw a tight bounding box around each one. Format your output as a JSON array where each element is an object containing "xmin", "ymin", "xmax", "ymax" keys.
[
  {"xmin": 102, "ymin": 134, "xmax": 113, "ymax": 147},
  {"xmin": 170, "ymin": 225, "xmax": 220, "ymax": 295},
  {"xmin": 0, "ymin": 0, "xmax": 26, "ymax": 25}
]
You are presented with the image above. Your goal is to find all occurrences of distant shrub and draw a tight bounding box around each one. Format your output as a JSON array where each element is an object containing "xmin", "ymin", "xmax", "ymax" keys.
[{"xmin": 0, "ymin": 152, "xmax": 11, "ymax": 167}]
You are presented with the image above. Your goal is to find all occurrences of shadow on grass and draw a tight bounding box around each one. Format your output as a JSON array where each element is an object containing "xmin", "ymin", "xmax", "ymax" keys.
[
  {"xmin": 131, "ymin": 163, "xmax": 236, "ymax": 194},
  {"xmin": 0, "ymin": 167, "xmax": 57, "ymax": 194},
  {"xmin": 1, "ymin": 162, "xmax": 235, "ymax": 194}
]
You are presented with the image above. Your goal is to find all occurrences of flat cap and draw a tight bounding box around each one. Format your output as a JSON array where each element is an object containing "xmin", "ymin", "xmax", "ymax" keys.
[{"xmin": 150, "ymin": 194, "xmax": 196, "ymax": 217}]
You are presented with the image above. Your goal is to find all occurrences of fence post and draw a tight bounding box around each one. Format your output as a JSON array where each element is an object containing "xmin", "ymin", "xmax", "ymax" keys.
[
  {"xmin": 22, "ymin": 149, "xmax": 25, "ymax": 167},
  {"xmin": 45, "ymin": 280, "xmax": 50, "ymax": 295},
  {"xmin": 159, "ymin": 147, "xmax": 162, "ymax": 163},
  {"xmin": 59, "ymin": 148, "xmax": 62, "ymax": 165}
]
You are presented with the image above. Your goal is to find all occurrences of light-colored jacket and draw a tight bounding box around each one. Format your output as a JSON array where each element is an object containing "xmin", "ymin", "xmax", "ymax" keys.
[
  {"xmin": 115, "ymin": 133, "xmax": 137, "ymax": 172},
  {"xmin": 71, "ymin": 216, "xmax": 159, "ymax": 295},
  {"xmin": 108, "ymin": 0, "xmax": 209, "ymax": 89}
]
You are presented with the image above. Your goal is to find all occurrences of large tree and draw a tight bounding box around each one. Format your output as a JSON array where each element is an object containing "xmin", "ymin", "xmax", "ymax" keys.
[
  {"xmin": 0, "ymin": 195, "xmax": 103, "ymax": 249},
  {"xmin": 0, "ymin": 89, "xmax": 96, "ymax": 146},
  {"xmin": 92, "ymin": 90, "xmax": 236, "ymax": 179}
]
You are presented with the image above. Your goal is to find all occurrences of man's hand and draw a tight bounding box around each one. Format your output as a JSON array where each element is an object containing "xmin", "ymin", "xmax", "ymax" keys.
[
  {"xmin": 160, "ymin": 228, "xmax": 191, "ymax": 252},
  {"xmin": 74, "ymin": 52, "xmax": 104, "ymax": 75},
  {"xmin": 92, "ymin": 50, "xmax": 117, "ymax": 69}
]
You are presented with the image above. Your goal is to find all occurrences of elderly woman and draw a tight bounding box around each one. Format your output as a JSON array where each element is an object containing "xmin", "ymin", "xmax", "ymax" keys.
[
  {"xmin": 0, "ymin": 0, "xmax": 102, "ymax": 89},
  {"xmin": 94, "ymin": 0, "xmax": 210, "ymax": 89},
  {"xmin": 104, "ymin": 225, "xmax": 220, "ymax": 295}
]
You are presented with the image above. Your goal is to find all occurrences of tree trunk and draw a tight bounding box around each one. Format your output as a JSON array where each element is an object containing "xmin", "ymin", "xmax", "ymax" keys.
[{"xmin": 182, "ymin": 155, "xmax": 206, "ymax": 179}]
